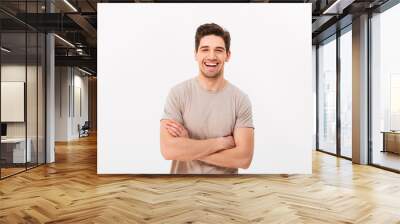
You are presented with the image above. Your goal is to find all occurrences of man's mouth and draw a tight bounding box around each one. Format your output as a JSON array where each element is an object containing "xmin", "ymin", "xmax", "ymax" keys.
[{"xmin": 204, "ymin": 62, "xmax": 219, "ymax": 68}]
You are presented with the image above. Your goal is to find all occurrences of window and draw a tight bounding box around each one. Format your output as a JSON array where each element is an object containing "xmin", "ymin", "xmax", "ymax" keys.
[
  {"xmin": 318, "ymin": 36, "xmax": 337, "ymax": 154},
  {"xmin": 371, "ymin": 3, "xmax": 400, "ymax": 171},
  {"xmin": 339, "ymin": 28, "xmax": 352, "ymax": 158}
]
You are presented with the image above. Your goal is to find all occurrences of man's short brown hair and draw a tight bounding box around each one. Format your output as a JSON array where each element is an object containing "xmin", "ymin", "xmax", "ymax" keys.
[{"xmin": 195, "ymin": 23, "xmax": 231, "ymax": 52}]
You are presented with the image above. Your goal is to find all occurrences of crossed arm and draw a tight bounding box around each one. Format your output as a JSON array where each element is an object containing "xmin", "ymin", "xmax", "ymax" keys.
[{"xmin": 160, "ymin": 119, "xmax": 254, "ymax": 169}]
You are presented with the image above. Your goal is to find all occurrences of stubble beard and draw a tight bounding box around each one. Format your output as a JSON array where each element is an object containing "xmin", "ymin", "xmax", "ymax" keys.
[{"xmin": 200, "ymin": 68, "xmax": 223, "ymax": 80}]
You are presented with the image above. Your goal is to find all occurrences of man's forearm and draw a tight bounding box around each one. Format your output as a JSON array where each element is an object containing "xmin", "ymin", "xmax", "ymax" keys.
[
  {"xmin": 199, "ymin": 146, "xmax": 252, "ymax": 169},
  {"xmin": 161, "ymin": 136, "xmax": 225, "ymax": 161}
]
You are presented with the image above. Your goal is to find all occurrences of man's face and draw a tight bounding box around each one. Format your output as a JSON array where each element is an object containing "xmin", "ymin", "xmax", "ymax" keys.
[{"xmin": 195, "ymin": 35, "xmax": 231, "ymax": 78}]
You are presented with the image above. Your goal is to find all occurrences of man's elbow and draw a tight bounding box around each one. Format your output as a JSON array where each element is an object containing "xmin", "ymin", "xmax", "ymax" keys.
[
  {"xmin": 238, "ymin": 150, "xmax": 253, "ymax": 169},
  {"xmin": 161, "ymin": 146, "xmax": 174, "ymax": 160},
  {"xmin": 160, "ymin": 138, "xmax": 186, "ymax": 160},
  {"xmin": 238, "ymin": 158, "xmax": 252, "ymax": 169},
  {"xmin": 160, "ymin": 138, "xmax": 177, "ymax": 160}
]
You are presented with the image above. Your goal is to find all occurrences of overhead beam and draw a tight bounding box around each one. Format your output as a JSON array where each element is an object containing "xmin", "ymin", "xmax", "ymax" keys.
[
  {"xmin": 312, "ymin": 14, "xmax": 352, "ymax": 44},
  {"xmin": 13, "ymin": 13, "xmax": 82, "ymax": 32},
  {"xmin": 67, "ymin": 13, "xmax": 97, "ymax": 39},
  {"xmin": 323, "ymin": 0, "xmax": 356, "ymax": 14},
  {"xmin": 55, "ymin": 55, "xmax": 96, "ymax": 69},
  {"xmin": 312, "ymin": 15, "xmax": 335, "ymax": 33}
]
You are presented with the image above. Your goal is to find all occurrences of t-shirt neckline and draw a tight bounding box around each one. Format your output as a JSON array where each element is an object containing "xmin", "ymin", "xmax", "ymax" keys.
[{"xmin": 194, "ymin": 77, "xmax": 230, "ymax": 95}]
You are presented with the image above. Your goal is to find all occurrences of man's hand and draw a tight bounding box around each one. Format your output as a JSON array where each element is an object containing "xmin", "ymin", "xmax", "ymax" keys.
[
  {"xmin": 162, "ymin": 119, "xmax": 235, "ymax": 150},
  {"xmin": 198, "ymin": 128, "xmax": 254, "ymax": 169},
  {"xmin": 162, "ymin": 120, "xmax": 189, "ymax": 138},
  {"xmin": 218, "ymin": 136, "xmax": 236, "ymax": 150},
  {"xmin": 160, "ymin": 119, "xmax": 235, "ymax": 161}
]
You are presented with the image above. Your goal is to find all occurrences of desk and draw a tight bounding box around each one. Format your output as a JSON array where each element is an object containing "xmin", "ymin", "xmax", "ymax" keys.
[
  {"xmin": 1, "ymin": 138, "xmax": 31, "ymax": 163},
  {"xmin": 381, "ymin": 131, "xmax": 400, "ymax": 154}
]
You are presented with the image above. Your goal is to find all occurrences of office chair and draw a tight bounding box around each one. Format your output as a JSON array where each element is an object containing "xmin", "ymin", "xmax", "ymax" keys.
[{"xmin": 79, "ymin": 121, "xmax": 90, "ymax": 138}]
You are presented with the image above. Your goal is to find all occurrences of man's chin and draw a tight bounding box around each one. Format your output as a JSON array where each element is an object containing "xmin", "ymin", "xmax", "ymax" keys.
[{"xmin": 202, "ymin": 72, "xmax": 222, "ymax": 79}]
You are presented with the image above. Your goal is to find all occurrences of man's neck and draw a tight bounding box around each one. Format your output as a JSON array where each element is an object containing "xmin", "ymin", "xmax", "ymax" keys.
[{"xmin": 197, "ymin": 74, "xmax": 226, "ymax": 92}]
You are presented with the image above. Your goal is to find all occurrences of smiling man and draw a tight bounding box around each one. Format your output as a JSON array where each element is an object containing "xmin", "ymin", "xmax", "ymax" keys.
[{"xmin": 160, "ymin": 23, "xmax": 254, "ymax": 174}]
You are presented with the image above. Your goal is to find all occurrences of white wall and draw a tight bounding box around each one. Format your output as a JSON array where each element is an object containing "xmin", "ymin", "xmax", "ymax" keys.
[
  {"xmin": 55, "ymin": 67, "xmax": 89, "ymax": 141},
  {"xmin": 55, "ymin": 66, "xmax": 69, "ymax": 141},
  {"xmin": 312, "ymin": 45, "xmax": 317, "ymax": 150},
  {"xmin": 98, "ymin": 4, "xmax": 312, "ymax": 174},
  {"xmin": 72, "ymin": 72, "xmax": 89, "ymax": 138}
]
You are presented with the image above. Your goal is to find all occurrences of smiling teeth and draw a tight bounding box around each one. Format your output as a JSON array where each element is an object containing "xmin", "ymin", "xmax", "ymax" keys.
[{"xmin": 205, "ymin": 62, "xmax": 217, "ymax": 66}]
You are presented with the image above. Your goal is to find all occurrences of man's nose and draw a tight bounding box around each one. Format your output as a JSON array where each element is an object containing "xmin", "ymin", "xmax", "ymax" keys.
[{"xmin": 207, "ymin": 51, "xmax": 217, "ymax": 59}]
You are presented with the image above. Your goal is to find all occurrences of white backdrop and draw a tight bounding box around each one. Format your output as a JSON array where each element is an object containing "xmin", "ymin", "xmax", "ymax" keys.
[
  {"xmin": 98, "ymin": 3, "xmax": 312, "ymax": 174},
  {"xmin": 1, "ymin": 82, "xmax": 25, "ymax": 122}
]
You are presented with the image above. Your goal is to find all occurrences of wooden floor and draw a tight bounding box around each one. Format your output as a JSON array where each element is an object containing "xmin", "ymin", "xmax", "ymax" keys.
[
  {"xmin": 1, "ymin": 163, "xmax": 44, "ymax": 178},
  {"xmin": 0, "ymin": 167, "xmax": 26, "ymax": 178},
  {"xmin": 373, "ymin": 151, "xmax": 400, "ymax": 171},
  {"xmin": 1, "ymin": 134, "xmax": 400, "ymax": 223}
]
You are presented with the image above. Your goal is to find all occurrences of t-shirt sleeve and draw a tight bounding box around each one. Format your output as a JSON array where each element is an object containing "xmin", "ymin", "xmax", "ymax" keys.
[
  {"xmin": 161, "ymin": 88, "xmax": 183, "ymax": 124},
  {"xmin": 235, "ymin": 94, "xmax": 254, "ymax": 129}
]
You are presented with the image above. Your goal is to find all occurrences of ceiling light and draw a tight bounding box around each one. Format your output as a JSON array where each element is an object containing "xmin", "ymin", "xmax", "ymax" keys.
[
  {"xmin": 54, "ymin": 34, "xmax": 75, "ymax": 48},
  {"xmin": 78, "ymin": 67, "xmax": 93, "ymax": 76},
  {"xmin": 1, "ymin": 47, "xmax": 11, "ymax": 53},
  {"xmin": 322, "ymin": 0, "xmax": 355, "ymax": 15},
  {"xmin": 63, "ymin": 0, "xmax": 78, "ymax": 12}
]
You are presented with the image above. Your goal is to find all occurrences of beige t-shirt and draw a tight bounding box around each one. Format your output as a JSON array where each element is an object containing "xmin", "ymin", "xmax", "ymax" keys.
[{"xmin": 162, "ymin": 77, "xmax": 254, "ymax": 174}]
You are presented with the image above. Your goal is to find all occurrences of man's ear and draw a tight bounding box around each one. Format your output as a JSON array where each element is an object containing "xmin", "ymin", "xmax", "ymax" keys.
[{"xmin": 225, "ymin": 51, "xmax": 231, "ymax": 62}]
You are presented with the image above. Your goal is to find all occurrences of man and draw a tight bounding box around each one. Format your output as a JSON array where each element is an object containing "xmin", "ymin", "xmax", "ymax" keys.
[{"xmin": 160, "ymin": 23, "xmax": 254, "ymax": 174}]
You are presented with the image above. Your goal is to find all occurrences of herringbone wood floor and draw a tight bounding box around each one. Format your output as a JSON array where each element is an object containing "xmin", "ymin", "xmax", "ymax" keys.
[{"xmin": 1, "ymin": 134, "xmax": 400, "ymax": 224}]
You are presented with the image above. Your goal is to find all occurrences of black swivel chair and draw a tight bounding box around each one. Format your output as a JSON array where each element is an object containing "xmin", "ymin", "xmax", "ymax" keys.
[{"xmin": 79, "ymin": 121, "xmax": 90, "ymax": 138}]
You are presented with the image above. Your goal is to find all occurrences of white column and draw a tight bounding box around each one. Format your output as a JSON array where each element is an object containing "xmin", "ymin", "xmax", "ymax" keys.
[{"xmin": 45, "ymin": 0, "xmax": 55, "ymax": 163}]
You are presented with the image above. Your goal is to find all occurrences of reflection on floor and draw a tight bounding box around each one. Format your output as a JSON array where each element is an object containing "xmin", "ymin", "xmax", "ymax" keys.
[
  {"xmin": 341, "ymin": 147, "xmax": 352, "ymax": 158},
  {"xmin": 0, "ymin": 167, "xmax": 25, "ymax": 178},
  {"xmin": 373, "ymin": 150, "xmax": 400, "ymax": 171},
  {"xmin": 0, "ymin": 162, "xmax": 42, "ymax": 178}
]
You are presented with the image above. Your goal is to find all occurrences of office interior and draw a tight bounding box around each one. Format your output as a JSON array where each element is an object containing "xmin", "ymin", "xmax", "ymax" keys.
[
  {"xmin": 0, "ymin": 0, "xmax": 400, "ymax": 223},
  {"xmin": 0, "ymin": 0, "xmax": 97, "ymax": 179}
]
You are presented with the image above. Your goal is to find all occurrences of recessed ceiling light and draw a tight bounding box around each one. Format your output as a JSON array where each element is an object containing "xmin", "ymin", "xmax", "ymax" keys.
[
  {"xmin": 63, "ymin": 0, "xmax": 78, "ymax": 12},
  {"xmin": 323, "ymin": 0, "xmax": 355, "ymax": 15},
  {"xmin": 1, "ymin": 47, "xmax": 11, "ymax": 53},
  {"xmin": 54, "ymin": 34, "xmax": 75, "ymax": 48},
  {"xmin": 78, "ymin": 67, "xmax": 93, "ymax": 76}
]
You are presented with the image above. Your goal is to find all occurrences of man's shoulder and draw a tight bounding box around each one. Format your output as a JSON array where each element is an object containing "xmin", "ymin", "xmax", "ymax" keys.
[
  {"xmin": 169, "ymin": 78, "xmax": 194, "ymax": 94},
  {"xmin": 227, "ymin": 81, "xmax": 253, "ymax": 112},
  {"xmin": 227, "ymin": 81, "xmax": 249, "ymax": 99}
]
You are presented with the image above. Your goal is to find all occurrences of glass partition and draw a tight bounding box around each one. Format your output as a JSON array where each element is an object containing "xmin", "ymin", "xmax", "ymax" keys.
[
  {"xmin": 0, "ymin": 1, "xmax": 46, "ymax": 179},
  {"xmin": 38, "ymin": 32, "xmax": 45, "ymax": 165},
  {"xmin": 371, "ymin": 3, "xmax": 400, "ymax": 171},
  {"xmin": 1, "ymin": 31, "xmax": 28, "ymax": 177},
  {"xmin": 27, "ymin": 31, "xmax": 38, "ymax": 169},
  {"xmin": 317, "ymin": 36, "xmax": 337, "ymax": 154},
  {"xmin": 339, "ymin": 28, "xmax": 352, "ymax": 158}
]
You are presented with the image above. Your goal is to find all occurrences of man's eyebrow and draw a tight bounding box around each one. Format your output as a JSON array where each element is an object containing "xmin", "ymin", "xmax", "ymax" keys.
[{"xmin": 199, "ymin": 46, "xmax": 209, "ymax": 49}]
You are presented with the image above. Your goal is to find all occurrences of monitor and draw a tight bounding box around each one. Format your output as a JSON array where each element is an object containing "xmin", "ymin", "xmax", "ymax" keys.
[{"xmin": 1, "ymin": 123, "xmax": 7, "ymax": 137}]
